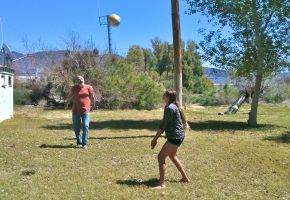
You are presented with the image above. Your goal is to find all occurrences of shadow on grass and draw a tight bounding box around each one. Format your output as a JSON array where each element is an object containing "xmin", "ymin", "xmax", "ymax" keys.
[
  {"xmin": 39, "ymin": 144, "xmax": 76, "ymax": 149},
  {"xmin": 264, "ymin": 131, "xmax": 290, "ymax": 143},
  {"xmin": 21, "ymin": 170, "xmax": 36, "ymax": 176},
  {"xmin": 43, "ymin": 107, "xmax": 65, "ymax": 111},
  {"xmin": 42, "ymin": 119, "xmax": 278, "ymax": 133},
  {"xmin": 41, "ymin": 120, "xmax": 160, "ymax": 131},
  {"xmin": 116, "ymin": 178, "xmax": 159, "ymax": 187},
  {"xmin": 188, "ymin": 120, "xmax": 276, "ymax": 131},
  {"xmin": 64, "ymin": 135, "xmax": 154, "ymax": 141}
]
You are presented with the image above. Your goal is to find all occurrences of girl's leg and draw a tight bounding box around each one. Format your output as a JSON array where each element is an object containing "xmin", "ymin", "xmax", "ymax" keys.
[
  {"xmin": 156, "ymin": 142, "xmax": 178, "ymax": 188},
  {"xmin": 168, "ymin": 145, "xmax": 190, "ymax": 182}
]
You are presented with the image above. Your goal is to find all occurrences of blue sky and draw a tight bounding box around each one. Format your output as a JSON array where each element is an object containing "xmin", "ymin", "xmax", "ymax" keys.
[{"xmin": 0, "ymin": 0, "xmax": 211, "ymax": 55}]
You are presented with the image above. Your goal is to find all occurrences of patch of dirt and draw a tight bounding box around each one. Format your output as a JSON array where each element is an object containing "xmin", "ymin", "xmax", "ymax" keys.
[
  {"xmin": 186, "ymin": 104, "xmax": 205, "ymax": 109},
  {"xmin": 282, "ymin": 100, "xmax": 290, "ymax": 106}
]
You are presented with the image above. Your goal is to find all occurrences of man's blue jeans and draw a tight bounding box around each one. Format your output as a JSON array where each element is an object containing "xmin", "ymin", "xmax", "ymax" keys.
[{"xmin": 72, "ymin": 112, "xmax": 90, "ymax": 146}]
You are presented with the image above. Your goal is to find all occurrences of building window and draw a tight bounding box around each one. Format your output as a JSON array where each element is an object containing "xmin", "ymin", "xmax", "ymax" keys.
[
  {"xmin": 1, "ymin": 75, "xmax": 5, "ymax": 86},
  {"xmin": 8, "ymin": 76, "xmax": 12, "ymax": 87}
]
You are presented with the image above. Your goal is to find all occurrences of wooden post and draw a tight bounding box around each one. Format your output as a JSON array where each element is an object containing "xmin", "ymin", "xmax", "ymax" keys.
[{"xmin": 171, "ymin": 0, "xmax": 182, "ymax": 106}]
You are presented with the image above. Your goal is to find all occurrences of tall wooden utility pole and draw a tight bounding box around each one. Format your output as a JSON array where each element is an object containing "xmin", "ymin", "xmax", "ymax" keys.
[{"xmin": 171, "ymin": 0, "xmax": 182, "ymax": 106}]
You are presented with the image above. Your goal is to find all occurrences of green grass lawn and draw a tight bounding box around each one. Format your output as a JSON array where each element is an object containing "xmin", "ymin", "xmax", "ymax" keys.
[{"xmin": 0, "ymin": 104, "xmax": 289, "ymax": 200}]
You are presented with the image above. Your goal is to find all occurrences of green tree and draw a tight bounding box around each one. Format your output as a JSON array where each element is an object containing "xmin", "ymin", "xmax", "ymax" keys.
[
  {"xmin": 143, "ymin": 48, "xmax": 157, "ymax": 72},
  {"xmin": 126, "ymin": 45, "xmax": 145, "ymax": 71},
  {"xmin": 104, "ymin": 60, "xmax": 163, "ymax": 109},
  {"xmin": 186, "ymin": 0, "xmax": 289, "ymax": 126},
  {"xmin": 49, "ymin": 50, "xmax": 101, "ymax": 100},
  {"xmin": 151, "ymin": 37, "xmax": 172, "ymax": 76},
  {"xmin": 182, "ymin": 40, "xmax": 213, "ymax": 93}
]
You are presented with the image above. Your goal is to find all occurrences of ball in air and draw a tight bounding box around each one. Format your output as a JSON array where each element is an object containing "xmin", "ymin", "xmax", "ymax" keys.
[{"xmin": 109, "ymin": 14, "xmax": 121, "ymax": 26}]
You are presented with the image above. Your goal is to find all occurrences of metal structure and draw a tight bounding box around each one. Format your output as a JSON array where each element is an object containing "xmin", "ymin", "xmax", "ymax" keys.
[
  {"xmin": 1, "ymin": 43, "xmax": 31, "ymax": 67},
  {"xmin": 1, "ymin": 43, "xmax": 13, "ymax": 67},
  {"xmin": 99, "ymin": 14, "xmax": 120, "ymax": 54},
  {"xmin": 99, "ymin": 15, "xmax": 112, "ymax": 54}
]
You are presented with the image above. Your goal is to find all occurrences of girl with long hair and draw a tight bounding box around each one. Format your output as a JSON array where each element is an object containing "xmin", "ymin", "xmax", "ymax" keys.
[{"xmin": 151, "ymin": 90, "xmax": 190, "ymax": 189}]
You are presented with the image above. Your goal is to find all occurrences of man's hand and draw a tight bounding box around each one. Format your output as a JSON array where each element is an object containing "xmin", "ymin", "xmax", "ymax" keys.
[
  {"xmin": 151, "ymin": 139, "xmax": 157, "ymax": 149},
  {"xmin": 91, "ymin": 102, "xmax": 97, "ymax": 110},
  {"xmin": 64, "ymin": 103, "xmax": 69, "ymax": 110}
]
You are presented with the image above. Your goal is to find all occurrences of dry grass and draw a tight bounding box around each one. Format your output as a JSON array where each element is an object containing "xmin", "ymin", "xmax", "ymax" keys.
[{"xmin": 0, "ymin": 104, "xmax": 289, "ymax": 200}]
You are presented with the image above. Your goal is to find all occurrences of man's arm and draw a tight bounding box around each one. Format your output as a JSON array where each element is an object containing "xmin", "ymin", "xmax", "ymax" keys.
[
  {"xmin": 89, "ymin": 86, "xmax": 96, "ymax": 109},
  {"xmin": 65, "ymin": 87, "xmax": 73, "ymax": 109}
]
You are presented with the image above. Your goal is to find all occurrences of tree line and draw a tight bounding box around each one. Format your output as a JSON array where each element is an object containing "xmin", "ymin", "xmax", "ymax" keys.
[{"xmin": 13, "ymin": 0, "xmax": 289, "ymax": 126}]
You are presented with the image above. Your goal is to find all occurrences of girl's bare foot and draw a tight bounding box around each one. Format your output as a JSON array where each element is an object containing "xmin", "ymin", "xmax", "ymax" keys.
[
  {"xmin": 180, "ymin": 177, "xmax": 190, "ymax": 183},
  {"xmin": 152, "ymin": 185, "xmax": 166, "ymax": 189}
]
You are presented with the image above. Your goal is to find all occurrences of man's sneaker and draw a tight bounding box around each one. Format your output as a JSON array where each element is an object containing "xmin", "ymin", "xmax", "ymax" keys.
[
  {"xmin": 82, "ymin": 145, "xmax": 88, "ymax": 149},
  {"xmin": 76, "ymin": 144, "xmax": 82, "ymax": 148}
]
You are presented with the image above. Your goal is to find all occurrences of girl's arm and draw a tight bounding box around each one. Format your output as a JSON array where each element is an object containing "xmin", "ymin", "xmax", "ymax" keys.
[
  {"xmin": 151, "ymin": 107, "xmax": 171, "ymax": 149},
  {"xmin": 151, "ymin": 129, "xmax": 164, "ymax": 149}
]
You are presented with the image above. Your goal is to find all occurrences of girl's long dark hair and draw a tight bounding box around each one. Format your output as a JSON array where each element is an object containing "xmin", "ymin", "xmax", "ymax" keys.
[{"xmin": 164, "ymin": 90, "xmax": 189, "ymax": 130}]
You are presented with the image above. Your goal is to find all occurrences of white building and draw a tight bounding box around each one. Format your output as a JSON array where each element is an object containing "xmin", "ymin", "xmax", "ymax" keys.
[{"xmin": 0, "ymin": 65, "xmax": 14, "ymax": 123}]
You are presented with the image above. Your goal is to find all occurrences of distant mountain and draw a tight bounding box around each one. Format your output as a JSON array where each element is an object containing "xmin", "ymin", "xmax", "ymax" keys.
[
  {"xmin": 1, "ymin": 50, "xmax": 289, "ymax": 85},
  {"xmin": 276, "ymin": 72, "xmax": 290, "ymax": 84},
  {"xmin": 2, "ymin": 50, "xmax": 231, "ymax": 84},
  {"xmin": 11, "ymin": 51, "xmax": 24, "ymax": 58},
  {"xmin": 204, "ymin": 67, "xmax": 231, "ymax": 84},
  {"xmin": 1, "ymin": 50, "xmax": 67, "ymax": 76},
  {"xmin": 277, "ymin": 72, "xmax": 290, "ymax": 79}
]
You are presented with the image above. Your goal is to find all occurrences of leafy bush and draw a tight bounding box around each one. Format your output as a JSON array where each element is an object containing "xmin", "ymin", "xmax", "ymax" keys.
[
  {"xmin": 215, "ymin": 83, "xmax": 240, "ymax": 105},
  {"xmin": 14, "ymin": 87, "xmax": 31, "ymax": 105},
  {"xmin": 103, "ymin": 61, "xmax": 163, "ymax": 109},
  {"xmin": 192, "ymin": 90, "xmax": 217, "ymax": 106},
  {"xmin": 29, "ymin": 85, "xmax": 45, "ymax": 105},
  {"xmin": 190, "ymin": 84, "xmax": 240, "ymax": 106},
  {"xmin": 262, "ymin": 84, "xmax": 290, "ymax": 103},
  {"xmin": 44, "ymin": 37, "xmax": 216, "ymax": 110},
  {"xmin": 134, "ymin": 74, "xmax": 163, "ymax": 109}
]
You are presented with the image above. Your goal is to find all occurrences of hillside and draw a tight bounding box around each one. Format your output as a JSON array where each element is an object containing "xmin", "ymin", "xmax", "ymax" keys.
[
  {"xmin": 2, "ymin": 50, "xmax": 289, "ymax": 85},
  {"xmin": 11, "ymin": 51, "xmax": 66, "ymax": 76},
  {"xmin": 0, "ymin": 50, "xmax": 231, "ymax": 84}
]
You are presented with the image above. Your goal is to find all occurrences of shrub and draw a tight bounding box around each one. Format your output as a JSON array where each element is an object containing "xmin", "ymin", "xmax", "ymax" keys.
[
  {"xmin": 189, "ymin": 83, "xmax": 240, "ymax": 106},
  {"xmin": 262, "ymin": 84, "xmax": 290, "ymax": 103},
  {"xmin": 29, "ymin": 85, "xmax": 45, "ymax": 105},
  {"xmin": 215, "ymin": 83, "xmax": 240, "ymax": 105},
  {"xmin": 103, "ymin": 61, "xmax": 163, "ymax": 109},
  {"xmin": 14, "ymin": 87, "xmax": 31, "ymax": 105},
  {"xmin": 192, "ymin": 90, "xmax": 217, "ymax": 106},
  {"xmin": 134, "ymin": 74, "xmax": 163, "ymax": 109}
]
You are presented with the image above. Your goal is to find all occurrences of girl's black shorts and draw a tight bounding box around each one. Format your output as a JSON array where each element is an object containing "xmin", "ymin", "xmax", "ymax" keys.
[{"xmin": 167, "ymin": 137, "xmax": 184, "ymax": 147}]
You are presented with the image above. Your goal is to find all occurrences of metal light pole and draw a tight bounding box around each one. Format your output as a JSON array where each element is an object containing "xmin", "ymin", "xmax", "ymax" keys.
[
  {"xmin": 106, "ymin": 16, "xmax": 112, "ymax": 54},
  {"xmin": 1, "ymin": 46, "xmax": 5, "ymax": 66},
  {"xmin": 99, "ymin": 14, "xmax": 121, "ymax": 54},
  {"xmin": 99, "ymin": 15, "xmax": 112, "ymax": 54},
  {"xmin": 171, "ymin": 0, "xmax": 183, "ymax": 106}
]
